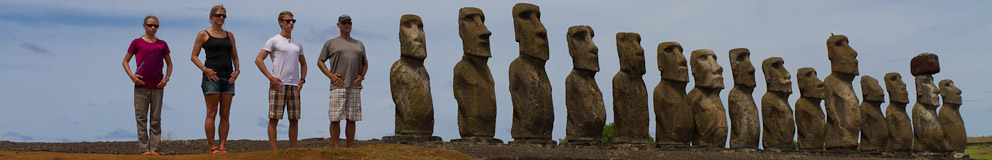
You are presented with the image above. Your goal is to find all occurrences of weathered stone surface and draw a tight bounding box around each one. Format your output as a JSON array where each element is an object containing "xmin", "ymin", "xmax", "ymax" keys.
[
  {"xmin": 508, "ymin": 3, "xmax": 554, "ymax": 144},
  {"xmin": 912, "ymin": 73, "xmax": 949, "ymax": 152},
  {"xmin": 613, "ymin": 32, "xmax": 650, "ymax": 144},
  {"xmin": 911, "ymin": 53, "xmax": 940, "ymax": 76},
  {"xmin": 859, "ymin": 76, "xmax": 888, "ymax": 152},
  {"xmin": 883, "ymin": 72, "xmax": 913, "ymax": 152},
  {"xmin": 795, "ymin": 67, "xmax": 825, "ymax": 150},
  {"xmin": 938, "ymin": 79, "xmax": 965, "ymax": 152},
  {"xmin": 653, "ymin": 42, "xmax": 693, "ymax": 147},
  {"xmin": 452, "ymin": 7, "xmax": 501, "ymax": 144},
  {"xmin": 761, "ymin": 57, "xmax": 795, "ymax": 150},
  {"xmin": 389, "ymin": 14, "xmax": 437, "ymax": 141},
  {"xmin": 564, "ymin": 26, "xmax": 606, "ymax": 144},
  {"xmin": 687, "ymin": 49, "xmax": 727, "ymax": 147},
  {"xmin": 823, "ymin": 35, "xmax": 861, "ymax": 150},
  {"xmin": 727, "ymin": 48, "xmax": 760, "ymax": 149}
]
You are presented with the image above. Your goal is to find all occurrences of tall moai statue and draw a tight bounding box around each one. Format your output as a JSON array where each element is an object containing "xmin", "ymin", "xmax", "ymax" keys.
[
  {"xmin": 938, "ymin": 79, "xmax": 965, "ymax": 152},
  {"xmin": 794, "ymin": 67, "xmax": 826, "ymax": 150},
  {"xmin": 727, "ymin": 48, "xmax": 760, "ymax": 149},
  {"xmin": 884, "ymin": 72, "xmax": 913, "ymax": 152},
  {"xmin": 761, "ymin": 57, "xmax": 795, "ymax": 150},
  {"xmin": 687, "ymin": 49, "xmax": 728, "ymax": 147},
  {"xmin": 451, "ymin": 7, "xmax": 502, "ymax": 144},
  {"xmin": 859, "ymin": 76, "xmax": 889, "ymax": 152},
  {"xmin": 910, "ymin": 53, "xmax": 950, "ymax": 152},
  {"xmin": 653, "ymin": 42, "xmax": 694, "ymax": 147},
  {"xmin": 822, "ymin": 35, "xmax": 861, "ymax": 150},
  {"xmin": 386, "ymin": 14, "xmax": 441, "ymax": 142},
  {"xmin": 613, "ymin": 32, "xmax": 650, "ymax": 144},
  {"xmin": 564, "ymin": 26, "xmax": 606, "ymax": 145},
  {"xmin": 507, "ymin": 3, "xmax": 555, "ymax": 144}
]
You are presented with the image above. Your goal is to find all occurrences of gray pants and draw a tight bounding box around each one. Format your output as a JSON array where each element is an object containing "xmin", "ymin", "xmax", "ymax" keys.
[{"xmin": 134, "ymin": 88, "xmax": 163, "ymax": 152}]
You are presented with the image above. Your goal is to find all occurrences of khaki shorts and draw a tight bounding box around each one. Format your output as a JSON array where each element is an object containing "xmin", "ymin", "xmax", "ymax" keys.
[{"xmin": 329, "ymin": 88, "xmax": 362, "ymax": 121}]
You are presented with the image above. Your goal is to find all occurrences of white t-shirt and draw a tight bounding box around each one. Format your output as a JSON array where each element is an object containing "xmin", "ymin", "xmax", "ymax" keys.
[{"xmin": 262, "ymin": 34, "xmax": 304, "ymax": 86}]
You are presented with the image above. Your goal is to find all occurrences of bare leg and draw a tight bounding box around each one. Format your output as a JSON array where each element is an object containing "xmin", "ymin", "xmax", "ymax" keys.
[
  {"xmin": 218, "ymin": 93, "xmax": 233, "ymax": 151},
  {"xmin": 268, "ymin": 119, "xmax": 279, "ymax": 151},
  {"xmin": 330, "ymin": 121, "xmax": 340, "ymax": 148},
  {"xmin": 346, "ymin": 120, "xmax": 356, "ymax": 148},
  {"xmin": 203, "ymin": 94, "xmax": 221, "ymax": 150},
  {"xmin": 289, "ymin": 119, "xmax": 299, "ymax": 148}
]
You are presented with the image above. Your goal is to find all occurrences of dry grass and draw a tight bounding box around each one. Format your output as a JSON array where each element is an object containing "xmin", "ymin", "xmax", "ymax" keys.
[
  {"xmin": 970, "ymin": 136, "xmax": 992, "ymax": 143},
  {"xmin": 0, "ymin": 144, "xmax": 474, "ymax": 160}
]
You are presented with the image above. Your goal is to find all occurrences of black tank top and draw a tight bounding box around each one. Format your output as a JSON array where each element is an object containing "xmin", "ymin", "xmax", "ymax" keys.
[{"xmin": 203, "ymin": 30, "xmax": 234, "ymax": 77}]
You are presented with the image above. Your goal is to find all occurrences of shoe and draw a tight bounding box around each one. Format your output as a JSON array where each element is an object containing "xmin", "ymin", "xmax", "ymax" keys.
[{"xmin": 210, "ymin": 146, "xmax": 221, "ymax": 154}]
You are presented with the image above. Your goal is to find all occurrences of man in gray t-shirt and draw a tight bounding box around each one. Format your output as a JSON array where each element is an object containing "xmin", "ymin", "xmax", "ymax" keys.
[{"xmin": 317, "ymin": 14, "xmax": 368, "ymax": 148}]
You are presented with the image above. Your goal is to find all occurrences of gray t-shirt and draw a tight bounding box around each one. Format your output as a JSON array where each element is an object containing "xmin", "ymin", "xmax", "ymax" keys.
[{"xmin": 319, "ymin": 37, "xmax": 368, "ymax": 89}]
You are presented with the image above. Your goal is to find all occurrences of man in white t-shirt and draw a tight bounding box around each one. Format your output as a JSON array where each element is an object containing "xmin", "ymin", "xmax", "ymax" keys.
[{"xmin": 253, "ymin": 11, "xmax": 307, "ymax": 151}]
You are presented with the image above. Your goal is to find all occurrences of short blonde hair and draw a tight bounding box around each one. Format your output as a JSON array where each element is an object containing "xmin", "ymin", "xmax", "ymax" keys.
[
  {"xmin": 144, "ymin": 15, "xmax": 158, "ymax": 24},
  {"xmin": 278, "ymin": 11, "xmax": 293, "ymax": 21},
  {"xmin": 209, "ymin": 5, "xmax": 225, "ymax": 24}
]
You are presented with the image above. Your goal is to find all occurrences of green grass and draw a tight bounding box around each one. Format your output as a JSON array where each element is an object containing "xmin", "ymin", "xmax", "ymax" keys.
[{"xmin": 966, "ymin": 145, "xmax": 992, "ymax": 160}]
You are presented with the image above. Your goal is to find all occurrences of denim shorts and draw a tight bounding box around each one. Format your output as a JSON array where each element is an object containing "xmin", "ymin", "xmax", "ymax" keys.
[{"xmin": 201, "ymin": 76, "xmax": 235, "ymax": 94}]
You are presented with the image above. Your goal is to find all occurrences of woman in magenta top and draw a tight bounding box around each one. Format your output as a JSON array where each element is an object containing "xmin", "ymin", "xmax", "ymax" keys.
[
  {"xmin": 190, "ymin": 5, "xmax": 239, "ymax": 154},
  {"xmin": 122, "ymin": 15, "xmax": 173, "ymax": 156}
]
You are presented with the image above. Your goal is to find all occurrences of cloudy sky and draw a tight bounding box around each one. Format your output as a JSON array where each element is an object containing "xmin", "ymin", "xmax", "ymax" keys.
[{"xmin": 1, "ymin": 0, "xmax": 989, "ymax": 146}]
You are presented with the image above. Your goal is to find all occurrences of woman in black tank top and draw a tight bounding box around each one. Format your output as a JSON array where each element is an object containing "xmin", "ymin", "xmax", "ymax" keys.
[{"xmin": 190, "ymin": 5, "xmax": 239, "ymax": 154}]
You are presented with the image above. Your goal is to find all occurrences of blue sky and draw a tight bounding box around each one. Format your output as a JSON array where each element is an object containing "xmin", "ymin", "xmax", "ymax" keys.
[{"xmin": 1, "ymin": 0, "xmax": 990, "ymax": 145}]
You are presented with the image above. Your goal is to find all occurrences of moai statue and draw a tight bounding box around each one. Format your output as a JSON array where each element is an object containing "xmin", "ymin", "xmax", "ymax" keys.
[
  {"xmin": 761, "ymin": 57, "xmax": 795, "ymax": 150},
  {"xmin": 910, "ymin": 53, "xmax": 950, "ymax": 152},
  {"xmin": 507, "ymin": 3, "xmax": 554, "ymax": 144},
  {"xmin": 859, "ymin": 76, "xmax": 889, "ymax": 152},
  {"xmin": 938, "ymin": 79, "xmax": 965, "ymax": 152},
  {"xmin": 794, "ymin": 67, "xmax": 825, "ymax": 150},
  {"xmin": 451, "ymin": 7, "xmax": 502, "ymax": 144},
  {"xmin": 884, "ymin": 72, "xmax": 913, "ymax": 152},
  {"xmin": 727, "ymin": 48, "xmax": 760, "ymax": 149},
  {"xmin": 822, "ymin": 35, "xmax": 861, "ymax": 150},
  {"xmin": 653, "ymin": 42, "xmax": 694, "ymax": 147},
  {"xmin": 613, "ymin": 32, "xmax": 650, "ymax": 144},
  {"xmin": 564, "ymin": 26, "xmax": 606, "ymax": 145},
  {"xmin": 386, "ymin": 14, "xmax": 441, "ymax": 142},
  {"xmin": 687, "ymin": 49, "xmax": 727, "ymax": 147}
]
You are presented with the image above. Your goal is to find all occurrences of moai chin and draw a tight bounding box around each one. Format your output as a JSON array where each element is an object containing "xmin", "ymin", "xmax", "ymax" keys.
[
  {"xmin": 760, "ymin": 57, "xmax": 795, "ymax": 150},
  {"xmin": 653, "ymin": 42, "xmax": 694, "ymax": 147},
  {"xmin": 938, "ymin": 79, "xmax": 965, "ymax": 152},
  {"xmin": 451, "ymin": 7, "xmax": 501, "ymax": 144},
  {"xmin": 687, "ymin": 49, "xmax": 728, "ymax": 147},
  {"xmin": 563, "ymin": 25, "xmax": 606, "ymax": 145},
  {"xmin": 859, "ymin": 76, "xmax": 889, "ymax": 152},
  {"xmin": 884, "ymin": 72, "xmax": 913, "ymax": 152},
  {"xmin": 386, "ymin": 14, "xmax": 441, "ymax": 142},
  {"xmin": 613, "ymin": 32, "xmax": 650, "ymax": 144},
  {"xmin": 822, "ymin": 34, "xmax": 861, "ymax": 150},
  {"xmin": 910, "ymin": 53, "xmax": 949, "ymax": 152},
  {"xmin": 507, "ymin": 3, "xmax": 554, "ymax": 145},
  {"xmin": 794, "ymin": 67, "xmax": 825, "ymax": 150},
  {"xmin": 727, "ymin": 48, "xmax": 760, "ymax": 149}
]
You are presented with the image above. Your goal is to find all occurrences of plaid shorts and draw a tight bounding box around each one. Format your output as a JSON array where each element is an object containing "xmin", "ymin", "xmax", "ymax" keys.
[
  {"xmin": 269, "ymin": 85, "xmax": 301, "ymax": 120},
  {"xmin": 329, "ymin": 88, "xmax": 362, "ymax": 121}
]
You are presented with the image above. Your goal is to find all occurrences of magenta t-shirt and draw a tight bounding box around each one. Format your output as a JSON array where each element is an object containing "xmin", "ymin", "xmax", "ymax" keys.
[{"xmin": 127, "ymin": 38, "xmax": 170, "ymax": 89}]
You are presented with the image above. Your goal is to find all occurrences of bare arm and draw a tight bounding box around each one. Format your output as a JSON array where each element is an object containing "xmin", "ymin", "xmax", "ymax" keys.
[
  {"xmin": 297, "ymin": 54, "xmax": 307, "ymax": 91},
  {"xmin": 229, "ymin": 32, "xmax": 241, "ymax": 83},
  {"xmin": 353, "ymin": 61, "xmax": 369, "ymax": 86},
  {"xmin": 190, "ymin": 31, "xmax": 218, "ymax": 81},
  {"xmin": 255, "ymin": 49, "xmax": 282, "ymax": 90},
  {"xmin": 157, "ymin": 54, "xmax": 173, "ymax": 88},
  {"xmin": 122, "ymin": 52, "xmax": 145, "ymax": 85}
]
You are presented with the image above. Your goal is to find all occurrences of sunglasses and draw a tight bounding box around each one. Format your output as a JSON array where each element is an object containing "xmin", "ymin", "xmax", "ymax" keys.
[
  {"xmin": 283, "ymin": 19, "xmax": 296, "ymax": 23},
  {"xmin": 212, "ymin": 14, "xmax": 227, "ymax": 18},
  {"xmin": 145, "ymin": 24, "xmax": 159, "ymax": 28},
  {"xmin": 341, "ymin": 21, "xmax": 352, "ymax": 25}
]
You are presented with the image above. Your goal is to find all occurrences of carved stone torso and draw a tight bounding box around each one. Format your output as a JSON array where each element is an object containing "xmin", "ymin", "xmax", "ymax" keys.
[
  {"xmin": 912, "ymin": 102, "xmax": 948, "ymax": 152},
  {"xmin": 859, "ymin": 100, "xmax": 888, "ymax": 152},
  {"xmin": 390, "ymin": 59, "xmax": 434, "ymax": 135},
  {"xmin": 795, "ymin": 96, "xmax": 825, "ymax": 150},
  {"xmin": 565, "ymin": 70, "xmax": 606, "ymax": 142},
  {"xmin": 453, "ymin": 56, "xmax": 496, "ymax": 137},
  {"xmin": 613, "ymin": 72, "xmax": 649, "ymax": 144},
  {"xmin": 938, "ymin": 104, "xmax": 965, "ymax": 152},
  {"xmin": 508, "ymin": 56, "xmax": 554, "ymax": 140},
  {"xmin": 885, "ymin": 102, "xmax": 912, "ymax": 152},
  {"xmin": 727, "ymin": 86, "xmax": 759, "ymax": 148},
  {"xmin": 654, "ymin": 80, "xmax": 693, "ymax": 146},
  {"xmin": 822, "ymin": 74, "xmax": 860, "ymax": 149},
  {"xmin": 688, "ymin": 88, "xmax": 727, "ymax": 147},
  {"xmin": 762, "ymin": 92, "xmax": 794, "ymax": 149}
]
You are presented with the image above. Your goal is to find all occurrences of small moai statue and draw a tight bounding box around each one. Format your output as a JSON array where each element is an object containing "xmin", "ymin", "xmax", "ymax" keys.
[
  {"xmin": 386, "ymin": 14, "xmax": 441, "ymax": 142},
  {"xmin": 727, "ymin": 48, "xmax": 760, "ymax": 149},
  {"xmin": 910, "ymin": 53, "xmax": 950, "ymax": 152},
  {"xmin": 653, "ymin": 42, "xmax": 694, "ymax": 147},
  {"xmin": 451, "ymin": 7, "xmax": 502, "ymax": 144},
  {"xmin": 938, "ymin": 79, "xmax": 965, "ymax": 152},
  {"xmin": 822, "ymin": 35, "xmax": 861, "ymax": 150},
  {"xmin": 563, "ymin": 26, "xmax": 606, "ymax": 145},
  {"xmin": 687, "ymin": 49, "xmax": 728, "ymax": 147},
  {"xmin": 794, "ymin": 67, "xmax": 826, "ymax": 151},
  {"xmin": 507, "ymin": 3, "xmax": 555, "ymax": 145},
  {"xmin": 761, "ymin": 57, "xmax": 795, "ymax": 150},
  {"xmin": 884, "ymin": 72, "xmax": 913, "ymax": 152},
  {"xmin": 613, "ymin": 32, "xmax": 650, "ymax": 144},
  {"xmin": 859, "ymin": 76, "xmax": 889, "ymax": 152}
]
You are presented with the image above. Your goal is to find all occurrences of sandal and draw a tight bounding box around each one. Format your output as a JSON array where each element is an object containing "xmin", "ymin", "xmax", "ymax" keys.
[
  {"xmin": 210, "ymin": 146, "xmax": 221, "ymax": 154},
  {"xmin": 218, "ymin": 147, "xmax": 229, "ymax": 154}
]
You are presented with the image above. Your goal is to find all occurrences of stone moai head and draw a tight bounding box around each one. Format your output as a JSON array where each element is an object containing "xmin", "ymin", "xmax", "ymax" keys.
[
  {"xmin": 617, "ymin": 33, "xmax": 645, "ymax": 75},
  {"xmin": 762, "ymin": 57, "xmax": 792, "ymax": 94},
  {"xmin": 399, "ymin": 14, "xmax": 426, "ymax": 59},
  {"xmin": 657, "ymin": 42, "xmax": 689, "ymax": 82},
  {"xmin": 797, "ymin": 67, "xmax": 823, "ymax": 98},
  {"xmin": 911, "ymin": 53, "xmax": 940, "ymax": 106},
  {"xmin": 729, "ymin": 48, "xmax": 756, "ymax": 87},
  {"xmin": 861, "ymin": 76, "xmax": 885, "ymax": 102},
  {"xmin": 512, "ymin": 3, "xmax": 549, "ymax": 61},
  {"xmin": 915, "ymin": 75, "xmax": 940, "ymax": 106},
  {"xmin": 939, "ymin": 79, "xmax": 962, "ymax": 105},
  {"xmin": 690, "ymin": 49, "xmax": 724, "ymax": 89},
  {"xmin": 459, "ymin": 7, "xmax": 492, "ymax": 58},
  {"xmin": 567, "ymin": 26, "xmax": 599, "ymax": 72},
  {"xmin": 884, "ymin": 72, "xmax": 910, "ymax": 104},
  {"xmin": 826, "ymin": 35, "xmax": 859, "ymax": 75}
]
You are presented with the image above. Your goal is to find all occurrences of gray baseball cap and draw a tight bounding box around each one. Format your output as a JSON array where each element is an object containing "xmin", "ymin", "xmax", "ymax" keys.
[{"xmin": 338, "ymin": 14, "xmax": 352, "ymax": 23}]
